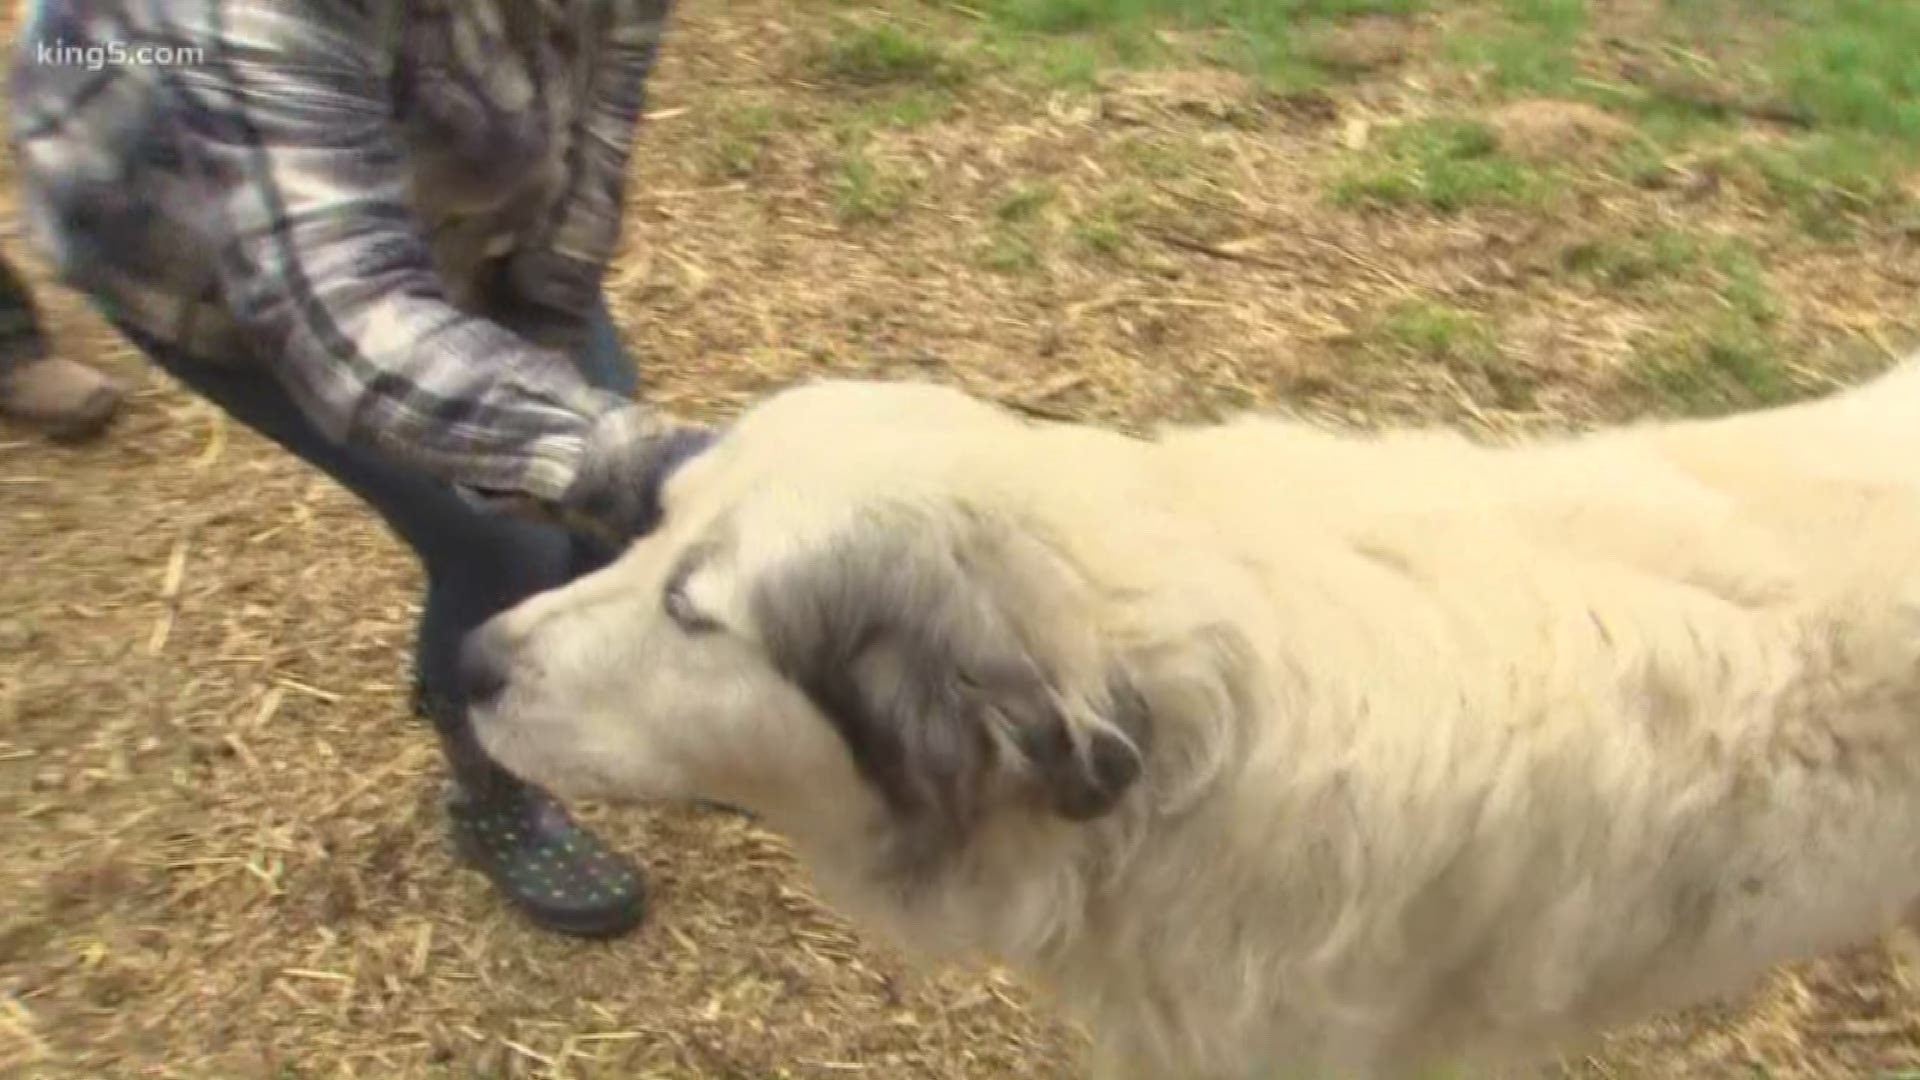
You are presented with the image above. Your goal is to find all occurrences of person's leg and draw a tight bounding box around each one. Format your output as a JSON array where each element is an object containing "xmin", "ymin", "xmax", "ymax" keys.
[
  {"xmin": 0, "ymin": 253, "xmax": 122, "ymax": 443},
  {"xmin": 119, "ymin": 322, "xmax": 647, "ymax": 937},
  {"xmin": 564, "ymin": 297, "xmax": 641, "ymax": 576},
  {"xmin": 573, "ymin": 296, "xmax": 641, "ymax": 400}
]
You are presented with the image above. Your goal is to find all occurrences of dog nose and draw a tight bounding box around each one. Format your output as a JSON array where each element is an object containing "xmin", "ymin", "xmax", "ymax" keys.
[{"xmin": 458, "ymin": 623, "xmax": 513, "ymax": 709}]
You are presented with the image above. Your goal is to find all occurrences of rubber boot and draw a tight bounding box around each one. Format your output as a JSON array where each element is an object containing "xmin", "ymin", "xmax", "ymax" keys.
[
  {"xmin": 0, "ymin": 354, "xmax": 122, "ymax": 444},
  {"xmin": 414, "ymin": 683, "xmax": 648, "ymax": 938}
]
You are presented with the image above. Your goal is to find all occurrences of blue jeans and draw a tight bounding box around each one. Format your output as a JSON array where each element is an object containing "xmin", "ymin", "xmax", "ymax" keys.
[{"xmin": 116, "ymin": 304, "xmax": 638, "ymax": 794}]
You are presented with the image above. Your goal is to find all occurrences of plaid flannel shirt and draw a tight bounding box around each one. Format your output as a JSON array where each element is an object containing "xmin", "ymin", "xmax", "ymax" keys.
[{"xmin": 9, "ymin": 0, "xmax": 671, "ymax": 504}]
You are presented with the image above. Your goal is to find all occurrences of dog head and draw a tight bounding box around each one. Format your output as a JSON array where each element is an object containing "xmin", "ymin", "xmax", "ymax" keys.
[{"xmin": 466, "ymin": 381, "xmax": 1152, "ymax": 871}]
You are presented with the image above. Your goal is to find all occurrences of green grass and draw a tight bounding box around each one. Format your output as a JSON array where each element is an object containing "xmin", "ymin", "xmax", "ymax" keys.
[
  {"xmin": 977, "ymin": 183, "xmax": 1058, "ymax": 273},
  {"xmin": 978, "ymin": 0, "xmax": 1425, "ymax": 34},
  {"xmin": 813, "ymin": 20, "xmax": 968, "ymax": 88},
  {"xmin": 1605, "ymin": 1, "xmax": 1920, "ymax": 228},
  {"xmin": 1604, "ymin": 128, "xmax": 1691, "ymax": 188},
  {"xmin": 1071, "ymin": 183, "xmax": 1154, "ymax": 258},
  {"xmin": 972, "ymin": 0, "xmax": 1427, "ymax": 90},
  {"xmin": 1725, "ymin": 0, "xmax": 1920, "ymax": 238},
  {"xmin": 1072, "ymin": 215, "xmax": 1132, "ymax": 256},
  {"xmin": 1375, "ymin": 299, "xmax": 1498, "ymax": 362},
  {"xmin": 978, "ymin": 229, "xmax": 1043, "ymax": 272},
  {"xmin": 830, "ymin": 141, "xmax": 916, "ymax": 224},
  {"xmin": 1332, "ymin": 117, "xmax": 1547, "ymax": 212},
  {"xmin": 984, "ymin": 29, "xmax": 1168, "ymax": 90},
  {"xmin": 1114, "ymin": 134, "xmax": 1211, "ymax": 181},
  {"xmin": 703, "ymin": 104, "xmax": 782, "ymax": 179},
  {"xmin": 1738, "ymin": 133, "xmax": 1912, "ymax": 238},
  {"xmin": 1767, "ymin": 0, "xmax": 1920, "ymax": 143},
  {"xmin": 1622, "ymin": 237, "xmax": 1795, "ymax": 416},
  {"xmin": 1560, "ymin": 228, "xmax": 1702, "ymax": 290},
  {"xmin": 1444, "ymin": 0, "xmax": 1587, "ymax": 95},
  {"xmin": 1710, "ymin": 240, "xmax": 1776, "ymax": 326},
  {"xmin": 850, "ymin": 87, "xmax": 958, "ymax": 129},
  {"xmin": 1024, "ymin": 37, "xmax": 1107, "ymax": 88},
  {"xmin": 995, "ymin": 182, "xmax": 1057, "ymax": 222},
  {"xmin": 922, "ymin": 0, "xmax": 1920, "ymax": 153},
  {"xmin": 1626, "ymin": 320, "xmax": 1794, "ymax": 416},
  {"xmin": 1353, "ymin": 298, "xmax": 1539, "ymax": 407},
  {"xmin": 1435, "ymin": 0, "xmax": 1920, "ymax": 244}
]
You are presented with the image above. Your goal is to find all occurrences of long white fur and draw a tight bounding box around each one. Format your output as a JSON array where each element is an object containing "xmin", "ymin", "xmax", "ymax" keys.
[{"xmin": 473, "ymin": 356, "xmax": 1920, "ymax": 1080}]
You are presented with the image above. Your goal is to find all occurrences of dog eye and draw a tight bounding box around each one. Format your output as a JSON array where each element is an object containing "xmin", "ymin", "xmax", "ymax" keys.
[
  {"xmin": 663, "ymin": 582, "xmax": 706, "ymax": 631},
  {"xmin": 663, "ymin": 575, "xmax": 722, "ymax": 634},
  {"xmin": 663, "ymin": 541, "xmax": 727, "ymax": 634}
]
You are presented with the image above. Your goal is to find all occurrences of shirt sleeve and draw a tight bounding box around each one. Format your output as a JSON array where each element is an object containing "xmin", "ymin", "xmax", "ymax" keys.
[
  {"xmin": 163, "ymin": 1, "xmax": 626, "ymax": 502},
  {"xmin": 495, "ymin": 0, "xmax": 670, "ymax": 334}
]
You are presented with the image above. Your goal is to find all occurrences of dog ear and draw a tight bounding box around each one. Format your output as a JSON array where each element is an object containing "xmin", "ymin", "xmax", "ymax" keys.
[
  {"xmin": 1006, "ymin": 666, "xmax": 1149, "ymax": 822},
  {"xmin": 751, "ymin": 506, "xmax": 1149, "ymax": 858}
]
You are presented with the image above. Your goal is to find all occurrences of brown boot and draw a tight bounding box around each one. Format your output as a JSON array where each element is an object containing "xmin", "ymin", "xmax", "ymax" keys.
[{"xmin": 0, "ymin": 354, "xmax": 123, "ymax": 444}]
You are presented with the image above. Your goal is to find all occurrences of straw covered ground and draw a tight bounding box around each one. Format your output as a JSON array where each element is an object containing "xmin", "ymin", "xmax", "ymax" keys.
[{"xmin": 5, "ymin": 0, "xmax": 1920, "ymax": 1076}]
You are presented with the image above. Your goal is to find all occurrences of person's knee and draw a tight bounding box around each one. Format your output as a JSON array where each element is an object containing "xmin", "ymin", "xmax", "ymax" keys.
[
  {"xmin": 452, "ymin": 514, "xmax": 577, "ymax": 606},
  {"xmin": 414, "ymin": 518, "xmax": 573, "ymax": 694}
]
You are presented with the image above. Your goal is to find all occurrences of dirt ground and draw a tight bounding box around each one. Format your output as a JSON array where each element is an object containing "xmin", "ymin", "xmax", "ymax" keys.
[{"xmin": 5, "ymin": 1, "xmax": 1920, "ymax": 1077}]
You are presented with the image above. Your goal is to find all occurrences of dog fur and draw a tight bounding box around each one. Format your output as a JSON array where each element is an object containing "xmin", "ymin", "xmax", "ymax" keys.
[{"xmin": 468, "ymin": 360, "xmax": 1920, "ymax": 1079}]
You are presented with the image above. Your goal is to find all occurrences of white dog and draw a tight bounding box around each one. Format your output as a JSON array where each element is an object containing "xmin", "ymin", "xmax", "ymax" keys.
[{"xmin": 466, "ymin": 361, "xmax": 1920, "ymax": 1080}]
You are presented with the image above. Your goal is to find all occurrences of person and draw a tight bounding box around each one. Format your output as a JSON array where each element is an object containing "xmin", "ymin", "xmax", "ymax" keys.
[
  {"xmin": 0, "ymin": 252, "xmax": 122, "ymax": 443},
  {"xmin": 9, "ymin": 1, "xmax": 714, "ymax": 939}
]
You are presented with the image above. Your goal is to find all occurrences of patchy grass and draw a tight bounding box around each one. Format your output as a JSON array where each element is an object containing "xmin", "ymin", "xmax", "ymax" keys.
[
  {"xmin": 1710, "ymin": 240, "xmax": 1777, "ymax": 326},
  {"xmin": 1625, "ymin": 319, "xmax": 1795, "ymax": 416},
  {"xmin": 1113, "ymin": 133, "xmax": 1214, "ymax": 181},
  {"xmin": 829, "ymin": 139, "xmax": 917, "ymax": 224},
  {"xmin": 1560, "ymin": 228, "xmax": 1702, "ymax": 290},
  {"xmin": 852, "ymin": 86, "xmax": 958, "ymax": 128},
  {"xmin": 1072, "ymin": 214, "xmax": 1131, "ymax": 256},
  {"xmin": 1767, "ymin": 0, "xmax": 1920, "ymax": 143},
  {"xmin": 978, "ymin": 229, "xmax": 1044, "ymax": 272},
  {"xmin": 1711, "ymin": 0, "xmax": 1920, "ymax": 237},
  {"xmin": 995, "ymin": 182, "xmax": 1057, "ymax": 223},
  {"xmin": 1332, "ymin": 117, "xmax": 1548, "ymax": 211},
  {"xmin": 977, "ymin": 0, "xmax": 1428, "ymax": 34},
  {"xmin": 1605, "ymin": 130, "xmax": 1681, "ymax": 188},
  {"xmin": 1738, "ymin": 133, "xmax": 1913, "ymax": 238},
  {"xmin": 1437, "ymin": 0, "xmax": 1920, "ymax": 249},
  {"xmin": 812, "ymin": 18, "xmax": 968, "ymax": 88},
  {"xmin": 973, "ymin": 0, "xmax": 1428, "ymax": 90},
  {"xmin": 1353, "ymin": 298, "xmax": 1541, "ymax": 408},
  {"xmin": 1619, "ymin": 237, "xmax": 1797, "ymax": 416},
  {"xmin": 1574, "ymin": 231, "xmax": 1780, "ymax": 324},
  {"xmin": 1444, "ymin": 0, "xmax": 1588, "ymax": 95},
  {"xmin": 985, "ymin": 31, "xmax": 1163, "ymax": 90},
  {"xmin": 979, "ymin": 182, "xmax": 1057, "ymax": 272},
  {"xmin": 1374, "ymin": 297, "xmax": 1498, "ymax": 362},
  {"xmin": 702, "ymin": 102, "xmax": 783, "ymax": 179},
  {"xmin": 1071, "ymin": 183, "xmax": 1154, "ymax": 258}
]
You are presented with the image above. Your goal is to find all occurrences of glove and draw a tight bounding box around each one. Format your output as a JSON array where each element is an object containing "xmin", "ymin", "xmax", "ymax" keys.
[{"xmin": 559, "ymin": 403, "xmax": 719, "ymax": 541}]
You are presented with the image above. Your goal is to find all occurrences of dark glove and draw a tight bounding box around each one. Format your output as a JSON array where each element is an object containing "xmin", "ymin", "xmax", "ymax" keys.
[{"xmin": 559, "ymin": 403, "xmax": 719, "ymax": 541}]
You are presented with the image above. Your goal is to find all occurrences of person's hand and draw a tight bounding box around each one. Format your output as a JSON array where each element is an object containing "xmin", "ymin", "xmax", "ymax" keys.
[{"xmin": 560, "ymin": 403, "xmax": 719, "ymax": 540}]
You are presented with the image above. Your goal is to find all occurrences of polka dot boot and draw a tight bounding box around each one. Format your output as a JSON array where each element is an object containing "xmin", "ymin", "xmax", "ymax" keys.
[
  {"xmin": 446, "ymin": 782, "xmax": 648, "ymax": 939},
  {"xmin": 410, "ymin": 680, "xmax": 644, "ymax": 936}
]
